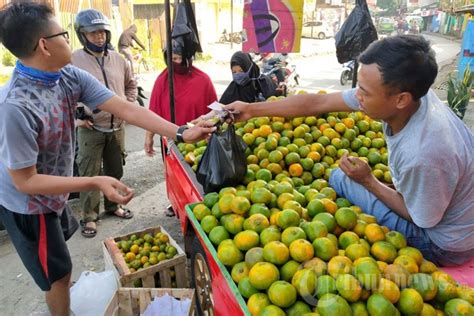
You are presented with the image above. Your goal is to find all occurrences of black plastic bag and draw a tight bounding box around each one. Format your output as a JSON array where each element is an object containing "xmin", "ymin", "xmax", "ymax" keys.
[
  {"xmin": 196, "ymin": 124, "xmax": 247, "ymax": 193},
  {"xmin": 335, "ymin": 0, "xmax": 378, "ymax": 64}
]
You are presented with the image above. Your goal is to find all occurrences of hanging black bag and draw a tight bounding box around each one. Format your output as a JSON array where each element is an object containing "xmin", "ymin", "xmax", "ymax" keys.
[{"xmin": 196, "ymin": 124, "xmax": 247, "ymax": 193}]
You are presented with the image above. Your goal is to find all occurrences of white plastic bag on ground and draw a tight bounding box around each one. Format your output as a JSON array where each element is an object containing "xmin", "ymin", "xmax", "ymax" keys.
[
  {"xmin": 70, "ymin": 270, "xmax": 118, "ymax": 316},
  {"xmin": 142, "ymin": 293, "xmax": 192, "ymax": 316}
]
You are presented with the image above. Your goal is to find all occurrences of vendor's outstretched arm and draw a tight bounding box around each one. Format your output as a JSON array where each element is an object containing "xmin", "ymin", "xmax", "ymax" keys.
[
  {"xmin": 99, "ymin": 96, "xmax": 215, "ymax": 143},
  {"xmin": 224, "ymin": 92, "xmax": 353, "ymax": 121}
]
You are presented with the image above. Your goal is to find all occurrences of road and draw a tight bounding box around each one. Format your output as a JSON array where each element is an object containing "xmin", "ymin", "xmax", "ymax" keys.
[{"xmin": 0, "ymin": 34, "xmax": 462, "ymax": 315}]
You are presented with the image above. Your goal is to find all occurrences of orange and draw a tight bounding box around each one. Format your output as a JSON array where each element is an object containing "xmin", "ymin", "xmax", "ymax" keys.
[
  {"xmin": 218, "ymin": 195, "xmax": 234, "ymax": 214},
  {"xmin": 320, "ymin": 198, "xmax": 338, "ymax": 214},
  {"xmin": 280, "ymin": 260, "xmax": 300, "ymax": 282},
  {"xmin": 285, "ymin": 301, "xmax": 312, "ymax": 316},
  {"xmin": 200, "ymin": 215, "xmax": 219, "ymax": 233},
  {"xmin": 238, "ymin": 277, "xmax": 259, "ymax": 298},
  {"xmin": 393, "ymin": 254, "xmax": 419, "ymax": 274},
  {"xmin": 250, "ymin": 187, "xmax": 273, "ymax": 204},
  {"xmin": 328, "ymin": 255, "xmax": 353, "ymax": 278},
  {"xmin": 315, "ymin": 275, "xmax": 337, "ymax": 299},
  {"xmin": 350, "ymin": 301, "xmax": 369, "ymax": 316},
  {"xmin": 338, "ymin": 231, "xmax": 360, "ymax": 249},
  {"xmin": 397, "ymin": 288, "xmax": 424, "ymax": 315},
  {"xmin": 288, "ymin": 163, "xmax": 303, "ymax": 177},
  {"xmin": 233, "ymin": 230, "xmax": 260, "ymax": 251},
  {"xmin": 231, "ymin": 261, "xmax": 250, "ymax": 283},
  {"xmin": 354, "ymin": 257, "xmax": 382, "ymax": 290},
  {"xmin": 219, "ymin": 187, "xmax": 237, "ymax": 197},
  {"xmin": 244, "ymin": 247, "xmax": 264, "ymax": 269},
  {"xmin": 336, "ymin": 274, "xmax": 362, "ymax": 302},
  {"xmin": 247, "ymin": 293, "xmax": 271, "ymax": 316},
  {"xmin": 420, "ymin": 259, "xmax": 438, "ymax": 274},
  {"xmin": 320, "ymin": 187, "xmax": 337, "ymax": 201},
  {"xmin": 358, "ymin": 213, "xmax": 378, "ymax": 224},
  {"xmin": 276, "ymin": 192, "xmax": 294, "ymax": 209},
  {"xmin": 263, "ymin": 241, "xmax": 290, "ymax": 265},
  {"xmin": 192, "ymin": 203, "xmax": 211, "ymax": 221},
  {"xmin": 435, "ymin": 280, "xmax": 458, "ymax": 303},
  {"xmin": 208, "ymin": 226, "xmax": 230, "ymax": 246},
  {"xmin": 260, "ymin": 305, "xmax": 285, "ymax": 316},
  {"xmin": 301, "ymin": 257, "xmax": 328, "ymax": 277},
  {"xmin": 222, "ymin": 214, "xmax": 244, "ymax": 235},
  {"xmin": 444, "ymin": 298, "xmax": 474, "ymax": 316},
  {"xmin": 409, "ymin": 273, "xmax": 438, "ymax": 301},
  {"xmin": 312, "ymin": 237, "xmax": 338, "ymax": 261},
  {"xmin": 248, "ymin": 262, "xmax": 280, "ymax": 290},
  {"xmin": 367, "ymin": 293, "xmax": 399, "ymax": 315},
  {"xmin": 335, "ymin": 207, "xmax": 358, "ymax": 231},
  {"xmin": 289, "ymin": 239, "xmax": 314, "ymax": 262},
  {"xmin": 370, "ymin": 241, "xmax": 398, "ymax": 263},
  {"xmin": 260, "ymin": 226, "xmax": 281, "ymax": 246},
  {"xmin": 282, "ymin": 200, "xmax": 304, "ymax": 216},
  {"xmin": 313, "ymin": 212, "xmax": 337, "ymax": 233},
  {"xmin": 431, "ymin": 270, "xmax": 457, "ymax": 285},
  {"xmin": 353, "ymin": 220, "xmax": 368, "ymax": 237},
  {"xmin": 364, "ymin": 223, "xmax": 385, "ymax": 244},
  {"xmin": 457, "ymin": 285, "xmax": 474, "ymax": 304},
  {"xmin": 230, "ymin": 196, "xmax": 251, "ymax": 215},
  {"xmin": 243, "ymin": 213, "xmax": 270, "ymax": 233},
  {"xmin": 421, "ymin": 303, "xmax": 437, "ymax": 316},
  {"xmin": 281, "ymin": 226, "xmax": 306, "ymax": 246},
  {"xmin": 345, "ymin": 243, "xmax": 370, "ymax": 261},
  {"xmin": 316, "ymin": 293, "xmax": 352, "ymax": 315},
  {"xmin": 385, "ymin": 231, "xmax": 407, "ymax": 250},
  {"xmin": 217, "ymin": 243, "xmax": 243, "ymax": 267},
  {"xmin": 291, "ymin": 268, "xmax": 317, "ymax": 300},
  {"xmin": 130, "ymin": 244, "xmax": 140, "ymax": 255},
  {"xmin": 276, "ymin": 209, "xmax": 300, "ymax": 229},
  {"xmin": 301, "ymin": 220, "xmax": 328, "ymax": 242},
  {"xmin": 373, "ymin": 278, "xmax": 400, "ymax": 304},
  {"xmin": 398, "ymin": 246, "xmax": 423, "ymax": 265}
]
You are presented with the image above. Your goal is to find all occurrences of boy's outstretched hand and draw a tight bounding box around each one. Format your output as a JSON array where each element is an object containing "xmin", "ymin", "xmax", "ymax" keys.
[
  {"xmin": 182, "ymin": 120, "xmax": 216, "ymax": 143},
  {"xmin": 95, "ymin": 176, "xmax": 134, "ymax": 205}
]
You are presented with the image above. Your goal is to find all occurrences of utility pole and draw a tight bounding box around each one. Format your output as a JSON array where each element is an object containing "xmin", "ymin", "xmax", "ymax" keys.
[{"xmin": 230, "ymin": 0, "xmax": 234, "ymax": 49}]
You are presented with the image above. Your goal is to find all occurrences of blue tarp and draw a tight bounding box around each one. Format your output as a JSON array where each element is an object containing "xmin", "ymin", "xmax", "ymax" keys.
[{"xmin": 457, "ymin": 20, "xmax": 474, "ymax": 80}]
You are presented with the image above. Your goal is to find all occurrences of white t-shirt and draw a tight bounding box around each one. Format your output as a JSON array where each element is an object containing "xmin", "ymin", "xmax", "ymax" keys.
[{"xmin": 343, "ymin": 88, "xmax": 474, "ymax": 252}]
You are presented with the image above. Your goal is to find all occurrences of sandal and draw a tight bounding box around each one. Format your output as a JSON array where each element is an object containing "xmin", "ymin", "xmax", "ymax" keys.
[
  {"xmin": 113, "ymin": 208, "xmax": 134, "ymax": 219},
  {"xmin": 81, "ymin": 221, "xmax": 97, "ymax": 238}
]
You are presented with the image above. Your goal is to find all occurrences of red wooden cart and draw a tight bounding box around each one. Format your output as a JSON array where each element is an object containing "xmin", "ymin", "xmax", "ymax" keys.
[{"xmin": 161, "ymin": 137, "xmax": 474, "ymax": 316}]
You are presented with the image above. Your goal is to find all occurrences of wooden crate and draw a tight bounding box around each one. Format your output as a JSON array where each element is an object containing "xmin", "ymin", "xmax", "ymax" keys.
[
  {"xmin": 104, "ymin": 287, "xmax": 195, "ymax": 316},
  {"xmin": 103, "ymin": 226, "xmax": 188, "ymax": 288}
]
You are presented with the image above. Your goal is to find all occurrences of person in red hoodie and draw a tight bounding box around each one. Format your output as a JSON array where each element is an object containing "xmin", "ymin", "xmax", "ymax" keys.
[{"xmin": 144, "ymin": 40, "xmax": 217, "ymax": 156}]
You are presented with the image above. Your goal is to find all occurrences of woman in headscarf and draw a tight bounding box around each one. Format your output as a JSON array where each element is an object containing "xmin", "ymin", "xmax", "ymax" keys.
[
  {"xmin": 219, "ymin": 51, "xmax": 278, "ymax": 105},
  {"xmin": 145, "ymin": 40, "xmax": 217, "ymax": 156}
]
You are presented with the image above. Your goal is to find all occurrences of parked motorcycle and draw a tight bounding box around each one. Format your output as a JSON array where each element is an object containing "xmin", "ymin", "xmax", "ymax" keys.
[
  {"xmin": 260, "ymin": 53, "xmax": 300, "ymax": 92},
  {"xmin": 340, "ymin": 60, "xmax": 355, "ymax": 86},
  {"xmin": 218, "ymin": 29, "xmax": 242, "ymax": 44}
]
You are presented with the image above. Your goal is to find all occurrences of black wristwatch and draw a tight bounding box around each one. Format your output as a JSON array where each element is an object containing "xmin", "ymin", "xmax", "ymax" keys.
[{"xmin": 176, "ymin": 125, "xmax": 189, "ymax": 143}]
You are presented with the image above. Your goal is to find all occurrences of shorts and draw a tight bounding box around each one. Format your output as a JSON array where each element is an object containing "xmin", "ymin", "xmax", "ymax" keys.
[{"xmin": 0, "ymin": 205, "xmax": 74, "ymax": 291}]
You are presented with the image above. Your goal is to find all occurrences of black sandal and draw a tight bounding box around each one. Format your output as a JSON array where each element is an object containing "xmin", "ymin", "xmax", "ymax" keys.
[{"xmin": 81, "ymin": 222, "xmax": 97, "ymax": 238}]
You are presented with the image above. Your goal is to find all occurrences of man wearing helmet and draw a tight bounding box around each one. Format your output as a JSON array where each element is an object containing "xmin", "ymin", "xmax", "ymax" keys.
[{"xmin": 72, "ymin": 9, "xmax": 137, "ymax": 238}]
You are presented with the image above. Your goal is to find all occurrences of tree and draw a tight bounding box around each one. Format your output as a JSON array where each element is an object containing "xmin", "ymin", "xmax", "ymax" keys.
[{"xmin": 377, "ymin": 0, "xmax": 398, "ymax": 12}]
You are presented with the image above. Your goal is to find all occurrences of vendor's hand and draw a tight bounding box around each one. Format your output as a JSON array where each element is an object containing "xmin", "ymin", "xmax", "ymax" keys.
[
  {"xmin": 223, "ymin": 101, "xmax": 251, "ymax": 122},
  {"xmin": 94, "ymin": 176, "xmax": 134, "ymax": 205},
  {"xmin": 76, "ymin": 119, "xmax": 94, "ymax": 130},
  {"xmin": 144, "ymin": 132, "xmax": 155, "ymax": 157},
  {"xmin": 182, "ymin": 120, "xmax": 216, "ymax": 143},
  {"xmin": 338, "ymin": 154, "xmax": 375, "ymax": 186}
]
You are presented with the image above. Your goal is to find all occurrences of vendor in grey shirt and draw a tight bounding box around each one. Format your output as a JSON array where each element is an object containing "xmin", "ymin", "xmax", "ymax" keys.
[{"xmin": 224, "ymin": 35, "xmax": 474, "ymax": 266}]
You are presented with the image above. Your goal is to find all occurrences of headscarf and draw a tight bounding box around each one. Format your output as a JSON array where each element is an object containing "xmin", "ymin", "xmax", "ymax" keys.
[{"xmin": 219, "ymin": 51, "xmax": 277, "ymax": 105}]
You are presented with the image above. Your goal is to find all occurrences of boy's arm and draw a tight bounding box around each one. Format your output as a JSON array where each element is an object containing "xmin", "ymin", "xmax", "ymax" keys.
[
  {"xmin": 98, "ymin": 95, "xmax": 215, "ymax": 143},
  {"xmin": 8, "ymin": 165, "xmax": 133, "ymax": 205}
]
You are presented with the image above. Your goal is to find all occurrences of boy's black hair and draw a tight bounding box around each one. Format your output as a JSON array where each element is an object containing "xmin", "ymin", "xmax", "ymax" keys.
[
  {"xmin": 359, "ymin": 35, "xmax": 438, "ymax": 101},
  {"xmin": 0, "ymin": 2, "xmax": 54, "ymax": 58}
]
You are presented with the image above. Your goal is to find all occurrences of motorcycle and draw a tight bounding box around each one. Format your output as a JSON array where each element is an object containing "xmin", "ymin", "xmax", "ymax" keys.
[
  {"xmin": 260, "ymin": 54, "xmax": 300, "ymax": 93},
  {"xmin": 340, "ymin": 60, "xmax": 355, "ymax": 86},
  {"xmin": 218, "ymin": 29, "xmax": 242, "ymax": 44}
]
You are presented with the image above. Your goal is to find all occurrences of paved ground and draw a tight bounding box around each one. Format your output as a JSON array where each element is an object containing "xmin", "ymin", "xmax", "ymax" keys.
[{"xmin": 0, "ymin": 33, "xmax": 472, "ymax": 314}]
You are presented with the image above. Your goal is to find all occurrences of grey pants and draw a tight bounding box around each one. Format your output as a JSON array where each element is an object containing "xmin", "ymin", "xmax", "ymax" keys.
[{"xmin": 76, "ymin": 127, "xmax": 125, "ymax": 222}]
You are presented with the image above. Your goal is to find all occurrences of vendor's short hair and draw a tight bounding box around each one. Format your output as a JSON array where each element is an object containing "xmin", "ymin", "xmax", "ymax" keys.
[
  {"xmin": 0, "ymin": 2, "xmax": 54, "ymax": 58},
  {"xmin": 359, "ymin": 35, "xmax": 438, "ymax": 100}
]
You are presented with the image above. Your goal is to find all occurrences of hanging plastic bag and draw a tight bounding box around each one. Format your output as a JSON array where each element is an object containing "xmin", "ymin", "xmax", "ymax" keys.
[
  {"xmin": 70, "ymin": 270, "xmax": 118, "ymax": 316},
  {"xmin": 335, "ymin": 0, "xmax": 378, "ymax": 64},
  {"xmin": 196, "ymin": 124, "xmax": 247, "ymax": 193}
]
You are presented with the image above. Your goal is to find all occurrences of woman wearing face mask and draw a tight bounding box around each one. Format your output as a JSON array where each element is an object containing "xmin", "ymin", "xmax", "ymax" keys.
[
  {"xmin": 145, "ymin": 40, "xmax": 217, "ymax": 156},
  {"xmin": 219, "ymin": 51, "xmax": 278, "ymax": 105}
]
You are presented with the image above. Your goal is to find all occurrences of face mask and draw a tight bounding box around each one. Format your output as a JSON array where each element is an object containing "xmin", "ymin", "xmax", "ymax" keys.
[
  {"xmin": 232, "ymin": 62, "xmax": 253, "ymax": 86},
  {"xmin": 172, "ymin": 62, "xmax": 190, "ymax": 75},
  {"xmin": 86, "ymin": 40, "xmax": 106, "ymax": 53}
]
